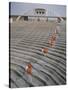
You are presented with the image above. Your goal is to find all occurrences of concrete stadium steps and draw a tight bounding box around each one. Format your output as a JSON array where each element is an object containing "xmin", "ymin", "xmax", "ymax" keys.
[
  {"xmin": 10, "ymin": 44, "xmax": 66, "ymax": 66},
  {"xmin": 10, "ymin": 21, "xmax": 66, "ymax": 88}
]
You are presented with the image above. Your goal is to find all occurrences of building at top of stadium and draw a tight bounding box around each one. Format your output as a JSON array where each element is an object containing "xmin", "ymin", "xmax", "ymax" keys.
[{"xmin": 9, "ymin": 2, "xmax": 66, "ymax": 22}]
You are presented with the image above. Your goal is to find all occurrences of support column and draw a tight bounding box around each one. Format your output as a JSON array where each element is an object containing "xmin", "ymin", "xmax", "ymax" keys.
[
  {"xmin": 10, "ymin": 17, "xmax": 13, "ymax": 23},
  {"xmin": 16, "ymin": 16, "xmax": 21, "ymax": 21}
]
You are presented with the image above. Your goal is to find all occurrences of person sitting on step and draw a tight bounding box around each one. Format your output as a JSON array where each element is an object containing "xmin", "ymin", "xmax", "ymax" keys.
[
  {"xmin": 42, "ymin": 48, "xmax": 48, "ymax": 55},
  {"xmin": 25, "ymin": 63, "xmax": 32, "ymax": 75}
]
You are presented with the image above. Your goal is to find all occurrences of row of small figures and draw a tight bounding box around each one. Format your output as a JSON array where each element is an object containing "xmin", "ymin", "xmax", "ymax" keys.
[{"xmin": 25, "ymin": 29, "xmax": 59, "ymax": 75}]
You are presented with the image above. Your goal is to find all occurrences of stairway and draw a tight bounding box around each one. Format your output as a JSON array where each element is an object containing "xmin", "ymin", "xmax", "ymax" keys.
[{"xmin": 9, "ymin": 21, "xmax": 66, "ymax": 88}]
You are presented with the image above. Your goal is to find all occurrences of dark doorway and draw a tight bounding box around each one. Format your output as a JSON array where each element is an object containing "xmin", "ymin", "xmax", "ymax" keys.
[{"xmin": 24, "ymin": 16, "xmax": 28, "ymax": 21}]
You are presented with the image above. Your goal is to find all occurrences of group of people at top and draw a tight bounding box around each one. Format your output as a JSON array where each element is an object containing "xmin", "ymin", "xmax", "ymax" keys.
[{"xmin": 42, "ymin": 29, "xmax": 58, "ymax": 55}]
